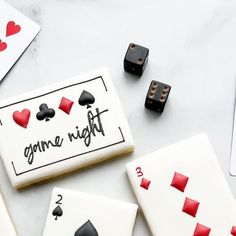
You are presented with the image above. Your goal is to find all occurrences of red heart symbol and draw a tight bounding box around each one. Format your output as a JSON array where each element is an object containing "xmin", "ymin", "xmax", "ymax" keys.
[
  {"xmin": 6, "ymin": 21, "xmax": 21, "ymax": 37},
  {"xmin": 13, "ymin": 109, "xmax": 31, "ymax": 129},
  {"xmin": 0, "ymin": 40, "xmax": 7, "ymax": 52},
  {"xmin": 231, "ymin": 226, "xmax": 236, "ymax": 236}
]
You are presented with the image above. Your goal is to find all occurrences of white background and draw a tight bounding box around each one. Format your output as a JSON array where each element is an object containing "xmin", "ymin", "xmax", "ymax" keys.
[{"xmin": 1, "ymin": 0, "xmax": 236, "ymax": 235}]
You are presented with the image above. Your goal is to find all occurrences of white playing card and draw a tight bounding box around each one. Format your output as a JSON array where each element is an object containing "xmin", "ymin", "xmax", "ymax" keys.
[
  {"xmin": 43, "ymin": 187, "xmax": 138, "ymax": 236},
  {"xmin": 126, "ymin": 134, "xmax": 236, "ymax": 235},
  {"xmin": 0, "ymin": 190, "xmax": 17, "ymax": 236},
  {"xmin": 0, "ymin": 68, "xmax": 134, "ymax": 188},
  {"xmin": 230, "ymin": 96, "xmax": 236, "ymax": 176},
  {"xmin": 0, "ymin": 0, "xmax": 40, "ymax": 81}
]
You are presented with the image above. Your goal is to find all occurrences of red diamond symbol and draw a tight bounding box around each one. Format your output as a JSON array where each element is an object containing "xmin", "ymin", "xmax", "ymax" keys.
[
  {"xmin": 231, "ymin": 226, "xmax": 236, "ymax": 235},
  {"xmin": 182, "ymin": 197, "xmax": 200, "ymax": 217},
  {"xmin": 140, "ymin": 178, "xmax": 151, "ymax": 190},
  {"xmin": 193, "ymin": 223, "xmax": 211, "ymax": 236},
  {"xmin": 171, "ymin": 172, "xmax": 189, "ymax": 192},
  {"xmin": 59, "ymin": 97, "xmax": 74, "ymax": 114}
]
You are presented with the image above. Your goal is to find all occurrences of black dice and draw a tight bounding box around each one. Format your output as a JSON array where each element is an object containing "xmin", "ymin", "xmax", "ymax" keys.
[
  {"xmin": 124, "ymin": 43, "xmax": 149, "ymax": 76},
  {"xmin": 145, "ymin": 80, "xmax": 171, "ymax": 113}
]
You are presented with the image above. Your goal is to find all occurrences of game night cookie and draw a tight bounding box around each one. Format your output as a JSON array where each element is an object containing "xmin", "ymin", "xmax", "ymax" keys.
[
  {"xmin": 0, "ymin": 190, "xmax": 18, "ymax": 235},
  {"xmin": 0, "ymin": 68, "xmax": 135, "ymax": 188},
  {"xmin": 126, "ymin": 134, "xmax": 236, "ymax": 236},
  {"xmin": 43, "ymin": 187, "xmax": 138, "ymax": 236}
]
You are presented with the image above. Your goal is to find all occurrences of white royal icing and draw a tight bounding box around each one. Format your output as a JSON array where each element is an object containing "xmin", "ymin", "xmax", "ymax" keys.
[
  {"xmin": 126, "ymin": 134, "xmax": 236, "ymax": 235},
  {"xmin": 43, "ymin": 187, "xmax": 138, "ymax": 236},
  {"xmin": 0, "ymin": 68, "xmax": 134, "ymax": 188}
]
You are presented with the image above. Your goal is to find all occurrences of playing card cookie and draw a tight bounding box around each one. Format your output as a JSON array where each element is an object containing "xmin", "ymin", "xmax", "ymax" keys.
[
  {"xmin": 0, "ymin": 68, "xmax": 135, "ymax": 188},
  {"xmin": 43, "ymin": 187, "xmax": 138, "ymax": 236},
  {"xmin": 0, "ymin": 190, "xmax": 18, "ymax": 235},
  {"xmin": 126, "ymin": 134, "xmax": 236, "ymax": 235}
]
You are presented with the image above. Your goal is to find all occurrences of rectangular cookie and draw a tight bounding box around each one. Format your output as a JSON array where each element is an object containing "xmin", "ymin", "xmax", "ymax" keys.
[
  {"xmin": 43, "ymin": 187, "xmax": 138, "ymax": 236},
  {"xmin": 0, "ymin": 68, "xmax": 134, "ymax": 188},
  {"xmin": 0, "ymin": 190, "xmax": 18, "ymax": 235},
  {"xmin": 126, "ymin": 134, "xmax": 236, "ymax": 236}
]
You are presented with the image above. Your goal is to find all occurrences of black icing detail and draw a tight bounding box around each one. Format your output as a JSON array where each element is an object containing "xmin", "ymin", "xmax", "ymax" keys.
[
  {"xmin": 79, "ymin": 90, "xmax": 95, "ymax": 109},
  {"xmin": 74, "ymin": 220, "xmax": 98, "ymax": 236},
  {"xmin": 36, "ymin": 103, "xmax": 55, "ymax": 121},
  {"xmin": 11, "ymin": 127, "xmax": 125, "ymax": 176},
  {"xmin": 52, "ymin": 205, "xmax": 63, "ymax": 220},
  {"xmin": 7, "ymin": 76, "xmax": 126, "ymax": 177},
  {"xmin": 0, "ymin": 76, "xmax": 107, "ymax": 110}
]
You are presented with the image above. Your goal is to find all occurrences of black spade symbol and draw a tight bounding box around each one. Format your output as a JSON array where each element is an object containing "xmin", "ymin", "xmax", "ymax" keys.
[
  {"xmin": 74, "ymin": 220, "xmax": 98, "ymax": 236},
  {"xmin": 78, "ymin": 90, "xmax": 95, "ymax": 109},
  {"xmin": 36, "ymin": 103, "xmax": 55, "ymax": 122},
  {"xmin": 52, "ymin": 205, "xmax": 63, "ymax": 220}
]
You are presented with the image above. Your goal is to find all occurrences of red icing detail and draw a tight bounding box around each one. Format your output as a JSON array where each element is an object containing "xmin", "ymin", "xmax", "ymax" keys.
[
  {"xmin": 59, "ymin": 97, "xmax": 74, "ymax": 114},
  {"xmin": 231, "ymin": 226, "xmax": 236, "ymax": 235},
  {"xmin": 171, "ymin": 172, "xmax": 189, "ymax": 192},
  {"xmin": 0, "ymin": 40, "xmax": 7, "ymax": 52},
  {"xmin": 140, "ymin": 178, "xmax": 151, "ymax": 190},
  {"xmin": 13, "ymin": 109, "xmax": 31, "ymax": 128},
  {"xmin": 193, "ymin": 223, "xmax": 211, "ymax": 236},
  {"xmin": 182, "ymin": 197, "xmax": 200, "ymax": 217},
  {"xmin": 6, "ymin": 21, "xmax": 21, "ymax": 37}
]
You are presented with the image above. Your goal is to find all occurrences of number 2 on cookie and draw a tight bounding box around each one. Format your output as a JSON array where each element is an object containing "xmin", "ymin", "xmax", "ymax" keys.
[{"xmin": 55, "ymin": 194, "xmax": 63, "ymax": 205}]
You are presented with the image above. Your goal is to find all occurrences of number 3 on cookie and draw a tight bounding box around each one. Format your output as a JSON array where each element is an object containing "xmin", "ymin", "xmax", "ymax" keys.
[{"xmin": 136, "ymin": 167, "xmax": 143, "ymax": 177}]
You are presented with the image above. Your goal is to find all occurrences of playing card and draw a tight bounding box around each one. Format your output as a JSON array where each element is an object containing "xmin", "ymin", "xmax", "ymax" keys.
[
  {"xmin": 126, "ymin": 134, "xmax": 236, "ymax": 235},
  {"xmin": 43, "ymin": 187, "xmax": 138, "ymax": 236},
  {"xmin": 0, "ymin": 190, "xmax": 17, "ymax": 236},
  {"xmin": 0, "ymin": 68, "xmax": 135, "ymax": 188},
  {"xmin": 230, "ymin": 97, "xmax": 236, "ymax": 176},
  {"xmin": 0, "ymin": 0, "xmax": 40, "ymax": 81}
]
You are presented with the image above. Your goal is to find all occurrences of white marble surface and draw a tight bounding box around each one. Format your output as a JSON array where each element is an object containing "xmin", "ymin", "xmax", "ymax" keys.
[{"xmin": 1, "ymin": 0, "xmax": 236, "ymax": 235}]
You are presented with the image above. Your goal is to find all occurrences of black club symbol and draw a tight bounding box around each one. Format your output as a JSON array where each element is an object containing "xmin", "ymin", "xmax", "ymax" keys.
[{"xmin": 36, "ymin": 103, "xmax": 55, "ymax": 122}]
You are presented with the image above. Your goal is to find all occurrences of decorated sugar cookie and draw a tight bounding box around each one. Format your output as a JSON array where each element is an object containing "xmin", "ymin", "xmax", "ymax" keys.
[
  {"xmin": 43, "ymin": 188, "xmax": 138, "ymax": 236},
  {"xmin": 0, "ymin": 68, "xmax": 135, "ymax": 188},
  {"xmin": 126, "ymin": 134, "xmax": 236, "ymax": 236}
]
